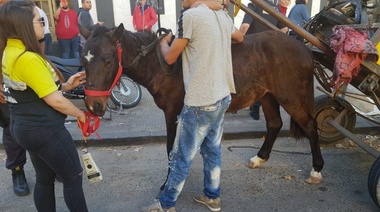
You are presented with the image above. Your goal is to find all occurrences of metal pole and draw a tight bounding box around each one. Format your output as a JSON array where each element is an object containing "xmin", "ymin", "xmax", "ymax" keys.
[
  {"xmin": 157, "ymin": 0, "xmax": 161, "ymax": 30},
  {"xmin": 328, "ymin": 119, "xmax": 380, "ymax": 158},
  {"xmin": 230, "ymin": 0, "xmax": 281, "ymax": 32},
  {"xmin": 230, "ymin": 0, "xmax": 334, "ymax": 57}
]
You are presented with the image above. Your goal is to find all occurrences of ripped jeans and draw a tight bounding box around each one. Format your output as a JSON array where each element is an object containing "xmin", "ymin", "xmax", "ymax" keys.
[{"xmin": 159, "ymin": 95, "xmax": 231, "ymax": 208}]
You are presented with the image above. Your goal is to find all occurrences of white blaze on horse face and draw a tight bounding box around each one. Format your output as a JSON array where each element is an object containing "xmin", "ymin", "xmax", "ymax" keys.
[{"xmin": 84, "ymin": 51, "xmax": 94, "ymax": 63}]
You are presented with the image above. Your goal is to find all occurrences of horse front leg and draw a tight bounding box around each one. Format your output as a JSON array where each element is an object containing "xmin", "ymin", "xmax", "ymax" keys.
[
  {"xmin": 159, "ymin": 113, "xmax": 178, "ymax": 193},
  {"xmin": 248, "ymin": 96, "xmax": 282, "ymax": 168}
]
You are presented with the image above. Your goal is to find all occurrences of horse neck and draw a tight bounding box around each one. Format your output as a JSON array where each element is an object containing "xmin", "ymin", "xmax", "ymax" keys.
[{"xmin": 120, "ymin": 32, "xmax": 161, "ymax": 89}]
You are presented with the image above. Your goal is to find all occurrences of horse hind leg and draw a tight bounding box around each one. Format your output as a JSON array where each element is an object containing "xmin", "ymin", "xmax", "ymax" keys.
[
  {"xmin": 248, "ymin": 94, "xmax": 282, "ymax": 169},
  {"xmin": 287, "ymin": 107, "xmax": 324, "ymax": 184}
]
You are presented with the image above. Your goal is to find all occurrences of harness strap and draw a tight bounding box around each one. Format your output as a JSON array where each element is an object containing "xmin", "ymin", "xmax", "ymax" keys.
[{"xmin": 77, "ymin": 111, "xmax": 102, "ymax": 140}]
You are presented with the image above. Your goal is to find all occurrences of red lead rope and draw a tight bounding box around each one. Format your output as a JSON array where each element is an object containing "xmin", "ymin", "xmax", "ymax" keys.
[{"xmin": 77, "ymin": 111, "xmax": 102, "ymax": 141}]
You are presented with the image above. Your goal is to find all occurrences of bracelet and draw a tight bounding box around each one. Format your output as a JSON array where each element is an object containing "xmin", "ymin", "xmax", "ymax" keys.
[{"xmin": 57, "ymin": 84, "xmax": 62, "ymax": 91}]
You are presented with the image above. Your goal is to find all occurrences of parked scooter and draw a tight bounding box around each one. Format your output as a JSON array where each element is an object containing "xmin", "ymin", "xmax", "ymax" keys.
[{"xmin": 47, "ymin": 55, "xmax": 142, "ymax": 112}]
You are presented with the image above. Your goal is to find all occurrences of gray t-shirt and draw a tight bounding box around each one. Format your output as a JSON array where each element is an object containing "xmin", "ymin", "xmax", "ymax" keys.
[{"xmin": 176, "ymin": 4, "xmax": 236, "ymax": 107}]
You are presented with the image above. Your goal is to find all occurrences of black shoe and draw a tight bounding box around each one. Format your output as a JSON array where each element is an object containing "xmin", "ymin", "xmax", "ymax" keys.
[{"xmin": 12, "ymin": 166, "xmax": 30, "ymax": 196}]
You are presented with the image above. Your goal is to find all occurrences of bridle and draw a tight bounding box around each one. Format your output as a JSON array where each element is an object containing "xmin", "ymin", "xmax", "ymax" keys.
[
  {"xmin": 84, "ymin": 28, "xmax": 171, "ymax": 97},
  {"xmin": 84, "ymin": 40, "xmax": 123, "ymax": 97}
]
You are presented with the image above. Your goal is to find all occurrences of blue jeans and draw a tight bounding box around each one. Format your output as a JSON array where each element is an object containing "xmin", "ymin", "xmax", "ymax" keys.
[
  {"xmin": 58, "ymin": 36, "xmax": 80, "ymax": 59},
  {"xmin": 10, "ymin": 120, "xmax": 88, "ymax": 212},
  {"xmin": 159, "ymin": 95, "xmax": 231, "ymax": 208}
]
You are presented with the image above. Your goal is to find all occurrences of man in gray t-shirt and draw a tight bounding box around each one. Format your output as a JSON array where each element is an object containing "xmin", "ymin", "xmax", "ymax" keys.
[{"xmin": 141, "ymin": 0, "xmax": 243, "ymax": 211}]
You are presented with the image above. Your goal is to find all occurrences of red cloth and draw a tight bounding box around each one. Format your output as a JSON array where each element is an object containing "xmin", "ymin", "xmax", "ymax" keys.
[
  {"xmin": 55, "ymin": 9, "xmax": 79, "ymax": 39},
  {"xmin": 330, "ymin": 25, "xmax": 378, "ymax": 88},
  {"xmin": 278, "ymin": 5, "xmax": 287, "ymax": 16},
  {"xmin": 132, "ymin": 5, "xmax": 158, "ymax": 32}
]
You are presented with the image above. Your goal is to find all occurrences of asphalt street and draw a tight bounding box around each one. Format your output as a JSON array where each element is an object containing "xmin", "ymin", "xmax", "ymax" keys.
[{"xmin": 0, "ymin": 138, "xmax": 379, "ymax": 212}]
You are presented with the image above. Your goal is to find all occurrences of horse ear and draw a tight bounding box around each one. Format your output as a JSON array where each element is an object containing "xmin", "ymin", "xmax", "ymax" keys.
[
  {"xmin": 79, "ymin": 24, "xmax": 91, "ymax": 40},
  {"xmin": 110, "ymin": 23, "xmax": 125, "ymax": 42}
]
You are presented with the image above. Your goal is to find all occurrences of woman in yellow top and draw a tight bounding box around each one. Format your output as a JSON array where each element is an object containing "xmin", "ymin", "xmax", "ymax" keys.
[{"xmin": 0, "ymin": 0, "xmax": 88, "ymax": 211}]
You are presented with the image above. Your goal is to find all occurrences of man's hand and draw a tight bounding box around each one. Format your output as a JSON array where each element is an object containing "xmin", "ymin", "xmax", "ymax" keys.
[{"xmin": 160, "ymin": 32, "xmax": 173, "ymax": 45}]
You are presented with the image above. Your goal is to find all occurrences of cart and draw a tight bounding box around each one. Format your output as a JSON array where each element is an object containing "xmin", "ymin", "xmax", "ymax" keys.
[{"xmin": 230, "ymin": 0, "xmax": 380, "ymax": 207}]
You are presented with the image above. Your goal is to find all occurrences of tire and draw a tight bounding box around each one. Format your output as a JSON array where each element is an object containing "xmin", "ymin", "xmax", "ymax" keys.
[
  {"xmin": 110, "ymin": 76, "xmax": 142, "ymax": 109},
  {"xmin": 313, "ymin": 95, "xmax": 356, "ymax": 144},
  {"xmin": 369, "ymin": 156, "xmax": 380, "ymax": 208}
]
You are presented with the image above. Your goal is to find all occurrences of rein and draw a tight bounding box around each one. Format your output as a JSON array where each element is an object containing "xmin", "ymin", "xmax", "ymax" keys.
[
  {"xmin": 77, "ymin": 111, "xmax": 102, "ymax": 140},
  {"xmin": 125, "ymin": 28, "xmax": 172, "ymax": 70}
]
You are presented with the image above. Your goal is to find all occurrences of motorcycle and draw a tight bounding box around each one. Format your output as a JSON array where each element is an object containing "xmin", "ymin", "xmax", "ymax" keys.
[{"xmin": 47, "ymin": 55, "xmax": 142, "ymax": 113}]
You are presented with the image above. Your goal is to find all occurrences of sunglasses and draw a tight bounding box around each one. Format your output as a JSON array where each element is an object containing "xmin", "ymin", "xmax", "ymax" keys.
[{"xmin": 33, "ymin": 17, "xmax": 45, "ymax": 27}]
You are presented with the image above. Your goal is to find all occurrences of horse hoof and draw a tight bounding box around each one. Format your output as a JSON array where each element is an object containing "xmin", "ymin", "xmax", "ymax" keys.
[
  {"xmin": 247, "ymin": 156, "xmax": 266, "ymax": 169},
  {"xmin": 305, "ymin": 168, "xmax": 322, "ymax": 184}
]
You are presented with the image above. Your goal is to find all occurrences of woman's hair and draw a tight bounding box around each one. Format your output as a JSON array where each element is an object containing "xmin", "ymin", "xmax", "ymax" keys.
[
  {"xmin": 0, "ymin": 0, "xmax": 64, "ymax": 83},
  {"xmin": 295, "ymin": 0, "xmax": 306, "ymax": 4}
]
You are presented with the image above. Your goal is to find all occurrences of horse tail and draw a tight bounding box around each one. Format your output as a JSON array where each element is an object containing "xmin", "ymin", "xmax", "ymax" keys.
[{"xmin": 290, "ymin": 119, "xmax": 304, "ymax": 140}]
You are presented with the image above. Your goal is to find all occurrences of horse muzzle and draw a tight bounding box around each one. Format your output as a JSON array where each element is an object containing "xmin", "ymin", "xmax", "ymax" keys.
[{"xmin": 85, "ymin": 96, "xmax": 109, "ymax": 116}]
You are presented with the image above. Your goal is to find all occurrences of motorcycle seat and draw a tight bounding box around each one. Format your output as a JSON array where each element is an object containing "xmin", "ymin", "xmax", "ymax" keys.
[{"xmin": 46, "ymin": 55, "xmax": 81, "ymax": 67}]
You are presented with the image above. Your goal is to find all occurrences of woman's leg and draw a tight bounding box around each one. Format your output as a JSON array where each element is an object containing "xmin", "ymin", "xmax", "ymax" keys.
[{"xmin": 11, "ymin": 121, "xmax": 88, "ymax": 212}]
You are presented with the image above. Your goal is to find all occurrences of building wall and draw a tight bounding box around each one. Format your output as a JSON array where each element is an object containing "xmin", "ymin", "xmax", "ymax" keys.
[{"xmin": 69, "ymin": 0, "xmax": 326, "ymax": 34}]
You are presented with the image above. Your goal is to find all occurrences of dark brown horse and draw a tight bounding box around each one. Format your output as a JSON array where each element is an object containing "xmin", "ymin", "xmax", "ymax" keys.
[{"xmin": 79, "ymin": 24, "xmax": 324, "ymax": 185}]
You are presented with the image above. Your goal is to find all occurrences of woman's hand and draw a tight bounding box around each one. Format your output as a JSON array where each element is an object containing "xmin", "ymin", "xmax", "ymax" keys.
[
  {"xmin": 62, "ymin": 71, "xmax": 86, "ymax": 92},
  {"xmin": 77, "ymin": 111, "xmax": 86, "ymax": 124}
]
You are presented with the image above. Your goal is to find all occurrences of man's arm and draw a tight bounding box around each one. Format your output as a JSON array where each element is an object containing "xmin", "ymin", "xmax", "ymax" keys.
[
  {"xmin": 232, "ymin": 26, "xmax": 244, "ymax": 43},
  {"xmin": 239, "ymin": 23, "xmax": 250, "ymax": 35},
  {"xmin": 160, "ymin": 33, "xmax": 188, "ymax": 65}
]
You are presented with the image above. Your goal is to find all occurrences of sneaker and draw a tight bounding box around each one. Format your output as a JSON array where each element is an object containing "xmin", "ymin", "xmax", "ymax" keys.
[
  {"xmin": 12, "ymin": 166, "xmax": 30, "ymax": 196},
  {"xmin": 193, "ymin": 194, "xmax": 221, "ymax": 212},
  {"xmin": 141, "ymin": 200, "xmax": 176, "ymax": 212}
]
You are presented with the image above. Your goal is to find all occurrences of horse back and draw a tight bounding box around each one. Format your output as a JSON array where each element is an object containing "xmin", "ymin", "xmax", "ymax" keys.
[{"xmin": 229, "ymin": 30, "xmax": 314, "ymax": 112}]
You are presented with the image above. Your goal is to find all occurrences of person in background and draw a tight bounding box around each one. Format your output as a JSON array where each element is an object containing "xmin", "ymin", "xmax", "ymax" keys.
[
  {"xmin": 141, "ymin": 0, "xmax": 243, "ymax": 211},
  {"xmin": 36, "ymin": 5, "xmax": 52, "ymax": 55},
  {"xmin": 132, "ymin": 0, "xmax": 158, "ymax": 32},
  {"xmin": 288, "ymin": 0, "xmax": 310, "ymax": 40},
  {"xmin": 240, "ymin": 0, "xmax": 287, "ymax": 120},
  {"xmin": 54, "ymin": 0, "xmax": 80, "ymax": 59},
  {"xmin": 0, "ymin": 0, "xmax": 88, "ymax": 211},
  {"xmin": 278, "ymin": 0, "xmax": 290, "ymax": 15},
  {"xmin": 0, "ymin": 0, "xmax": 30, "ymax": 197},
  {"xmin": 78, "ymin": 0, "xmax": 104, "ymax": 50}
]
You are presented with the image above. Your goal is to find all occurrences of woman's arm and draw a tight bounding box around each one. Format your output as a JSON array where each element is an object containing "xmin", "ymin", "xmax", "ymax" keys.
[{"xmin": 43, "ymin": 91, "xmax": 86, "ymax": 123}]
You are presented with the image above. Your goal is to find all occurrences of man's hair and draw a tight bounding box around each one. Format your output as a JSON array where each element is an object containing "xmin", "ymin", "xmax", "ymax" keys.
[{"xmin": 295, "ymin": 0, "xmax": 306, "ymax": 4}]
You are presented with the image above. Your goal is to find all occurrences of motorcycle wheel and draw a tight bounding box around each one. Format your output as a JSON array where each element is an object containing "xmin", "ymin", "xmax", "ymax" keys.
[{"xmin": 110, "ymin": 76, "xmax": 142, "ymax": 109}]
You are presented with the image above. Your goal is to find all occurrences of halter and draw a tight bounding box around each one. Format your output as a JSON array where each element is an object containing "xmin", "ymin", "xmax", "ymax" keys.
[
  {"xmin": 84, "ymin": 29, "xmax": 171, "ymax": 96},
  {"xmin": 84, "ymin": 40, "xmax": 123, "ymax": 97}
]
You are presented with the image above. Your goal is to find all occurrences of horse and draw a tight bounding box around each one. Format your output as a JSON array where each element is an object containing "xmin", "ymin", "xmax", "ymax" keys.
[{"xmin": 79, "ymin": 24, "xmax": 324, "ymax": 186}]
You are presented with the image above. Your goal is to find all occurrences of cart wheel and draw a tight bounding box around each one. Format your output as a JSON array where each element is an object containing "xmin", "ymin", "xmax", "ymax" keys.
[
  {"xmin": 313, "ymin": 63, "xmax": 332, "ymax": 93},
  {"xmin": 313, "ymin": 95, "xmax": 356, "ymax": 144},
  {"xmin": 368, "ymin": 156, "xmax": 380, "ymax": 208}
]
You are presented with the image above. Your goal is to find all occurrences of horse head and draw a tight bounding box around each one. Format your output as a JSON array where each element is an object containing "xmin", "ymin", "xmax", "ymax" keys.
[{"xmin": 80, "ymin": 24, "xmax": 125, "ymax": 116}]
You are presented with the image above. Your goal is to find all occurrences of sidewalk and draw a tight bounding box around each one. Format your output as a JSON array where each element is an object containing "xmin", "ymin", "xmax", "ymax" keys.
[{"xmin": 0, "ymin": 87, "xmax": 379, "ymax": 148}]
